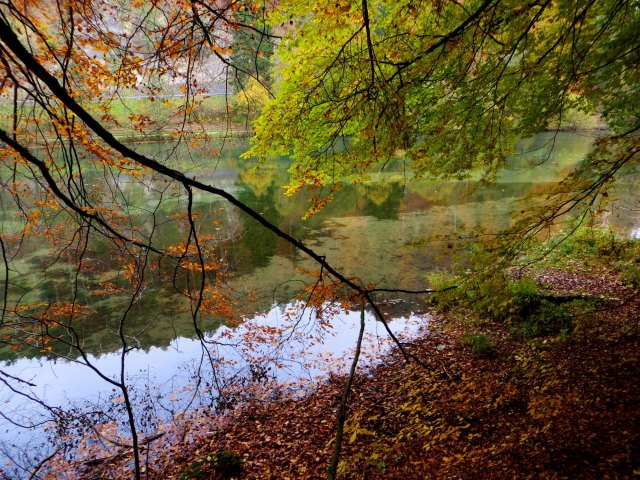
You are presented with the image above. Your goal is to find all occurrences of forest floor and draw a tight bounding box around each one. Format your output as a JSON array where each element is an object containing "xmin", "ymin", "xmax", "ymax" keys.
[{"xmin": 79, "ymin": 263, "xmax": 640, "ymax": 480}]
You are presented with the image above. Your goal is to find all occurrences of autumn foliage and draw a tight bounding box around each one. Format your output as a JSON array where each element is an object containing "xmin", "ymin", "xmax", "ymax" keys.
[
  {"xmin": 50, "ymin": 262, "xmax": 638, "ymax": 479},
  {"xmin": 1, "ymin": 0, "xmax": 639, "ymax": 478}
]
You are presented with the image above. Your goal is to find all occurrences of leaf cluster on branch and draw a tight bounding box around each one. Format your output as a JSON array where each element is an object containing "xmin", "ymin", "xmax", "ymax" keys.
[{"xmin": 248, "ymin": 0, "xmax": 639, "ymax": 221}]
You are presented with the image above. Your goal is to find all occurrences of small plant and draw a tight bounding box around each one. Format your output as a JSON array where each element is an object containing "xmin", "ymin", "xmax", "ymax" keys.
[
  {"xmin": 617, "ymin": 258, "xmax": 640, "ymax": 288},
  {"xmin": 509, "ymin": 301, "xmax": 571, "ymax": 339},
  {"xmin": 374, "ymin": 459, "xmax": 387, "ymax": 473},
  {"xmin": 179, "ymin": 456, "xmax": 215, "ymax": 480},
  {"xmin": 393, "ymin": 453, "xmax": 406, "ymax": 464},
  {"xmin": 461, "ymin": 332, "xmax": 495, "ymax": 357},
  {"xmin": 429, "ymin": 244, "xmax": 540, "ymax": 323},
  {"xmin": 425, "ymin": 269, "xmax": 459, "ymax": 311},
  {"xmin": 216, "ymin": 450, "xmax": 244, "ymax": 478},
  {"xmin": 179, "ymin": 450, "xmax": 244, "ymax": 480},
  {"xmin": 542, "ymin": 226, "xmax": 639, "ymax": 270}
]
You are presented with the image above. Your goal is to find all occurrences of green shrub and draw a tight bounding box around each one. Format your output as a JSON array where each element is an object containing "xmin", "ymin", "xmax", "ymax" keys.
[
  {"xmin": 616, "ymin": 258, "xmax": 640, "ymax": 288},
  {"xmin": 542, "ymin": 226, "xmax": 639, "ymax": 266},
  {"xmin": 509, "ymin": 301, "xmax": 571, "ymax": 339},
  {"xmin": 425, "ymin": 269, "xmax": 459, "ymax": 311},
  {"xmin": 216, "ymin": 450, "xmax": 244, "ymax": 478},
  {"xmin": 461, "ymin": 332, "xmax": 495, "ymax": 356},
  {"xmin": 179, "ymin": 450, "xmax": 244, "ymax": 480},
  {"xmin": 179, "ymin": 456, "xmax": 214, "ymax": 480},
  {"xmin": 428, "ymin": 230, "xmax": 639, "ymax": 340},
  {"xmin": 534, "ymin": 226, "xmax": 640, "ymax": 288},
  {"xmin": 464, "ymin": 246, "xmax": 528, "ymax": 320},
  {"xmin": 431, "ymin": 244, "xmax": 540, "ymax": 322},
  {"xmin": 552, "ymin": 226, "xmax": 621, "ymax": 258}
]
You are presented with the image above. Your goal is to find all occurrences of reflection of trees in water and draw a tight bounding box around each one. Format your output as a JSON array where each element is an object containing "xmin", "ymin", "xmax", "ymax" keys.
[
  {"xmin": 0, "ymin": 252, "xmax": 228, "ymax": 361},
  {"xmin": 362, "ymin": 182, "xmax": 404, "ymax": 220},
  {"xmin": 232, "ymin": 182, "xmax": 282, "ymax": 271},
  {"xmin": 4, "ymin": 135, "xmax": 631, "ymax": 362}
]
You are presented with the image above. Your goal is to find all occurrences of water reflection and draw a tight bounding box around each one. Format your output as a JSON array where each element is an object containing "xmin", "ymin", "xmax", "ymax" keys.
[
  {"xmin": 1, "ymin": 131, "xmax": 639, "ymax": 477},
  {"xmin": 0, "ymin": 131, "xmax": 637, "ymax": 363},
  {"xmin": 0, "ymin": 303, "xmax": 423, "ymax": 460},
  {"xmin": 233, "ymin": 183, "xmax": 282, "ymax": 271}
]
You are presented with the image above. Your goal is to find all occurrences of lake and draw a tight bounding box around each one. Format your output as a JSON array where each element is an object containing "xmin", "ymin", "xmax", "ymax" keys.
[{"xmin": 0, "ymin": 131, "xmax": 638, "ymax": 475}]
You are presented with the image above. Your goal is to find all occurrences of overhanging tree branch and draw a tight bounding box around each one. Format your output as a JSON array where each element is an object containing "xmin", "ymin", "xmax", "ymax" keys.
[{"xmin": 0, "ymin": 15, "xmax": 418, "ymax": 361}]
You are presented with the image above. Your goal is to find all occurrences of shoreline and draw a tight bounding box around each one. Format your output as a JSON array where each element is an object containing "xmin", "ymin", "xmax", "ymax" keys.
[{"xmin": 48, "ymin": 260, "xmax": 640, "ymax": 479}]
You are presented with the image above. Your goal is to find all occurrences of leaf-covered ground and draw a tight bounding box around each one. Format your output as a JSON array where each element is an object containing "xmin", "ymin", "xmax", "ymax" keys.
[{"xmin": 80, "ymin": 266, "xmax": 640, "ymax": 479}]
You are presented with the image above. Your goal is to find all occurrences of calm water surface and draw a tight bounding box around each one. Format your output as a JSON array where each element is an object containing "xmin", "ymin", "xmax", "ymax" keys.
[{"xmin": 0, "ymin": 132, "xmax": 638, "ymax": 471}]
